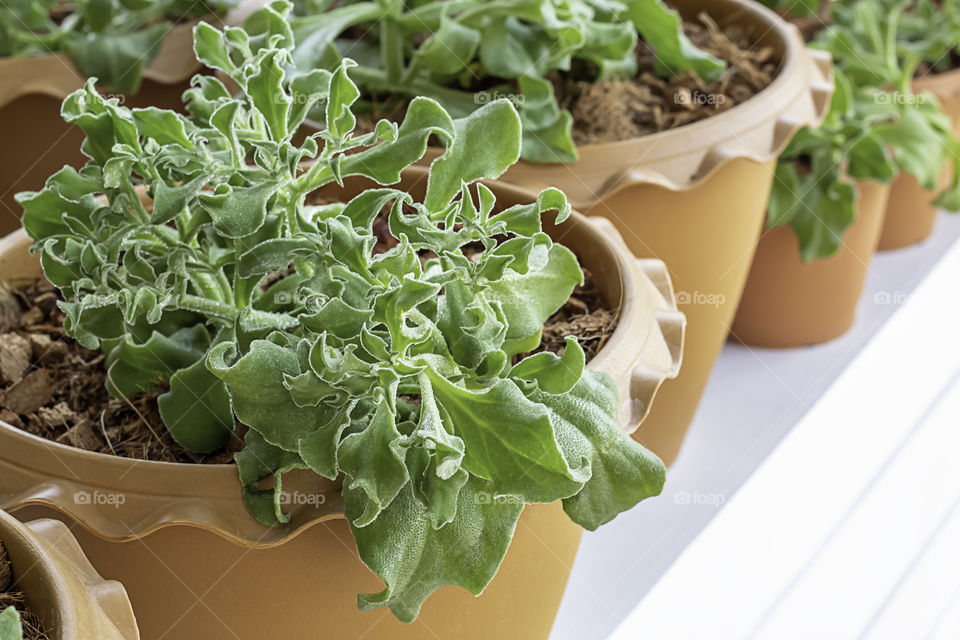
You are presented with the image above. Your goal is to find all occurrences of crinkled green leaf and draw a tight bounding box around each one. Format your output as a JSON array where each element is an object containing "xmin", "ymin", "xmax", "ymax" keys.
[
  {"xmin": 249, "ymin": 50, "xmax": 291, "ymax": 140},
  {"xmin": 517, "ymin": 75, "xmax": 577, "ymax": 164},
  {"xmin": 194, "ymin": 21, "xmax": 236, "ymax": 73},
  {"xmin": 537, "ymin": 370, "xmax": 665, "ymax": 530},
  {"xmin": 105, "ymin": 325, "xmax": 210, "ymax": 398},
  {"xmin": 426, "ymin": 370, "xmax": 588, "ymax": 502},
  {"xmin": 133, "ymin": 107, "xmax": 194, "ymax": 148},
  {"xmin": 339, "ymin": 400, "xmax": 410, "ymax": 527},
  {"xmin": 425, "ymin": 100, "xmax": 523, "ymax": 210},
  {"xmin": 208, "ymin": 340, "xmax": 334, "ymax": 451},
  {"xmin": 347, "ymin": 479, "xmax": 522, "ymax": 623},
  {"xmin": 627, "ymin": 0, "xmax": 726, "ymax": 81},
  {"xmin": 158, "ymin": 358, "xmax": 234, "ymax": 454},
  {"xmin": 510, "ymin": 336, "xmax": 585, "ymax": 394},
  {"xmin": 237, "ymin": 429, "xmax": 307, "ymax": 526},
  {"xmin": 199, "ymin": 180, "xmax": 278, "ymax": 238},
  {"xmin": 485, "ymin": 243, "xmax": 582, "ymax": 340},
  {"xmin": 413, "ymin": 15, "xmax": 481, "ymax": 76}
]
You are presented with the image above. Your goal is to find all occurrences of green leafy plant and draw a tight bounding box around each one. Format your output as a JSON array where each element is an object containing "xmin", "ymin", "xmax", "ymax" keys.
[
  {"xmin": 769, "ymin": 0, "xmax": 960, "ymax": 259},
  {"xmin": 889, "ymin": 0, "xmax": 960, "ymax": 74},
  {"xmin": 0, "ymin": 608, "xmax": 21, "ymax": 640},
  {"xmin": 18, "ymin": 1, "xmax": 665, "ymax": 622},
  {"xmin": 287, "ymin": 0, "xmax": 726, "ymax": 163},
  {"xmin": 0, "ymin": 0, "xmax": 238, "ymax": 92},
  {"xmin": 820, "ymin": 0, "xmax": 960, "ymax": 202},
  {"xmin": 768, "ymin": 69, "xmax": 898, "ymax": 261}
]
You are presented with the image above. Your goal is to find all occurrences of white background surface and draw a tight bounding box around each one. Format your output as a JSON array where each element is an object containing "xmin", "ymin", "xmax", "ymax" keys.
[{"xmin": 549, "ymin": 211, "xmax": 960, "ymax": 640}]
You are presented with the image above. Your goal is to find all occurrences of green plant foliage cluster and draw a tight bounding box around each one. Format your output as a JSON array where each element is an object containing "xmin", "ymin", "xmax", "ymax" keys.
[
  {"xmin": 18, "ymin": 1, "xmax": 665, "ymax": 621},
  {"xmin": 768, "ymin": 0, "xmax": 960, "ymax": 260},
  {"xmin": 894, "ymin": 0, "xmax": 960, "ymax": 73},
  {"xmin": 288, "ymin": 0, "xmax": 727, "ymax": 163},
  {"xmin": 0, "ymin": 0, "xmax": 238, "ymax": 92}
]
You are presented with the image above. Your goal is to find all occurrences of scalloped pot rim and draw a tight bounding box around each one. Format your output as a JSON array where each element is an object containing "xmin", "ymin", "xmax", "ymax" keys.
[
  {"xmin": 0, "ymin": 170, "xmax": 684, "ymax": 546},
  {"xmin": 0, "ymin": 0, "xmax": 266, "ymax": 109},
  {"xmin": 478, "ymin": 0, "xmax": 835, "ymax": 205}
]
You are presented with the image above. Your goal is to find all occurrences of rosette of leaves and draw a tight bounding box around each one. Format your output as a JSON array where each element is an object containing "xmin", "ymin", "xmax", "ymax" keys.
[
  {"xmin": 0, "ymin": 608, "xmax": 21, "ymax": 640},
  {"xmin": 287, "ymin": 0, "xmax": 726, "ymax": 163},
  {"xmin": 18, "ymin": 2, "xmax": 666, "ymax": 622},
  {"xmin": 0, "ymin": 0, "xmax": 238, "ymax": 92},
  {"xmin": 811, "ymin": 0, "xmax": 960, "ymax": 212},
  {"xmin": 768, "ymin": 69, "xmax": 898, "ymax": 261}
]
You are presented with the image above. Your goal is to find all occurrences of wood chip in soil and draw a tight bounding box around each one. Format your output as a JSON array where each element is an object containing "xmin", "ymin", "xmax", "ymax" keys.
[
  {"xmin": 527, "ymin": 268, "xmax": 618, "ymax": 364},
  {"xmin": 0, "ymin": 278, "xmax": 242, "ymax": 464}
]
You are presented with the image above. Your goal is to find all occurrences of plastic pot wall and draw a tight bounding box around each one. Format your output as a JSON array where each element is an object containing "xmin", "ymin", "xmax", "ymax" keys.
[
  {"xmin": 879, "ymin": 70, "xmax": 960, "ymax": 251},
  {"xmin": 482, "ymin": 0, "xmax": 833, "ymax": 465},
  {"xmin": 0, "ymin": 170, "xmax": 683, "ymax": 640},
  {"xmin": 0, "ymin": 509, "xmax": 138, "ymax": 640},
  {"xmin": 732, "ymin": 179, "xmax": 890, "ymax": 348}
]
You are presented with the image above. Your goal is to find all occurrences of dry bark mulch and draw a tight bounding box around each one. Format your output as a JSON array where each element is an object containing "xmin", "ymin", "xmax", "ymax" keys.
[
  {"xmin": 0, "ymin": 279, "xmax": 240, "ymax": 464},
  {"xmin": 534, "ymin": 268, "xmax": 617, "ymax": 363},
  {"xmin": 0, "ymin": 541, "xmax": 49, "ymax": 640},
  {"xmin": 563, "ymin": 12, "xmax": 779, "ymax": 144}
]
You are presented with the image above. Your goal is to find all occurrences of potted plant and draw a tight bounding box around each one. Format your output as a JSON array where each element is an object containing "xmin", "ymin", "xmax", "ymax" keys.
[
  {"xmin": 288, "ymin": 0, "xmax": 831, "ymax": 465},
  {"xmin": 0, "ymin": 5, "xmax": 683, "ymax": 638},
  {"xmin": 732, "ymin": 68, "xmax": 898, "ymax": 347},
  {"xmin": 822, "ymin": 0, "xmax": 960, "ymax": 250},
  {"xmin": 0, "ymin": 508, "xmax": 138, "ymax": 640},
  {"xmin": 0, "ymin": 0, "xmax": 260, "ymax": 237}
]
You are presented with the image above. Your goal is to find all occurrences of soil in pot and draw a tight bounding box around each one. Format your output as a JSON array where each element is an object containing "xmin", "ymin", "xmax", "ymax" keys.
[
  {"xmin": 562, "ymin": 12, "xmax": 779, "ymax": 144},
  {"xmin": 0, "ymin": 540, "xmax": 49, "ymax": 640},
  {"xmin": 0, "ymin": 278, "xmax": 242, "ymax": 463},
  {"xmin": 534, "ymin": 269, "xmax": 617, "ymax": 361}
]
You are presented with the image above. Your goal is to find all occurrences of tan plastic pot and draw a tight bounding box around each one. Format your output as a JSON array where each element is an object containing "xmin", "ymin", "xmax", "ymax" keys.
[
  {"xmin": 731, "ymin": 180, "xmax": 890, "ymax": 348},
  {"xmin": 433, "ymin": 0, "xmax": 831, "ymax": 465},
  {"xmin": 878, "ymin": 70, "xmax": 960, "ymax": 251},
  {"xmin": 0, "ymin": 3, "xmax": 262, "ymax": 238},
  {"xmin": 879, "ymin": 171, "xmax": 942, "ymax": 251},
  {"xmin": 0, "ymin": 509, "xmax": 138, "ymax": 640},
  {"xmin": 0, "ymin": 169, "xmax": 683, "ymax": 640}
]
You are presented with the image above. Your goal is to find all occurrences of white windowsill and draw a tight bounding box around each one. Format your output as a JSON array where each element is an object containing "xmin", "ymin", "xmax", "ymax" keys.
[{"xmin": 550, "ymin": 211, "xmax": 960, "ymax": 640}]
